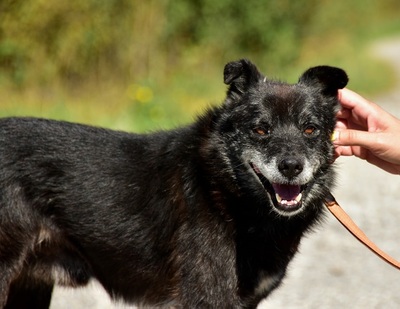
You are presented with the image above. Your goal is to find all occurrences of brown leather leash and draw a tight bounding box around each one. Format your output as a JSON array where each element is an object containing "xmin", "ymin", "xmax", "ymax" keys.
[{"xmin": 324, "ymin": 192, "xmax": 400, "ymax": 270}]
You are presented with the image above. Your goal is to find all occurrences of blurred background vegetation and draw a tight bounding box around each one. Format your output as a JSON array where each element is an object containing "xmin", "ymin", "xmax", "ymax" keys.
[{"xmin": 1, "ymin": 0, "xmax": 400, "ymax": 131}]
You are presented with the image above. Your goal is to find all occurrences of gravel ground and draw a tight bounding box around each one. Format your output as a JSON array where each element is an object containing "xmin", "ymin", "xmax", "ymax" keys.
[{"xmin": 50, "ymin": 37, "xmax": 400, "ymax": 309}]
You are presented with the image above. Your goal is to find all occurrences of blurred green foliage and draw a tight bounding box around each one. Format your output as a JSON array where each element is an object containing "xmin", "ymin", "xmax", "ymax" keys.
[{"xmin": 0, "ymin": 0, "xmax": 400, "ymax": 130}]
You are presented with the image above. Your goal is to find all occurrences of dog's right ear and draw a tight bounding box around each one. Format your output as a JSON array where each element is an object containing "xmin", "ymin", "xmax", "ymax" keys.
[
  {"xmin": 298, "ymin": 66, "xmax": 348, "ymax": 96},
  {"xmin": 224, "ymin": 59, "xmax": 263, "ymax": 100}
]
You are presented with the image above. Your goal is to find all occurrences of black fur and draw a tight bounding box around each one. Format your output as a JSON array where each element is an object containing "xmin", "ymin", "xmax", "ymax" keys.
[{"xmin": 0, "ymin": 59, "xmax": 348, "ymax": 308}]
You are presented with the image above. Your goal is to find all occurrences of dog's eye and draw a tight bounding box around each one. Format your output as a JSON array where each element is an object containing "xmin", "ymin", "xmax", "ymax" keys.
[
  {"xmin": 253, "ymin": 127, "xmax": 269, "ymax": 136},
  {"xmin": 303, "ymin": 125, "xmax": 318, "ymax": 135}
]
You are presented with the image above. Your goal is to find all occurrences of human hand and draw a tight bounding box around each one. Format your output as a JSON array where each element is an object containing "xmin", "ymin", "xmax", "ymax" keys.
[{"xmin": 333, "ymin": 88, "xmax": 400, "ymax": 174}]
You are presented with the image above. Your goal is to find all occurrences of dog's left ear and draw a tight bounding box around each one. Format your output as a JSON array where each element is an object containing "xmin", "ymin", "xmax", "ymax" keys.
[
  {"xmin": 298, "ymin": 66, "xmax": 348, "ymax": 95},
  {"xmin": 224, "ymin": 59, "xmax": 264, "ymax": 100}
]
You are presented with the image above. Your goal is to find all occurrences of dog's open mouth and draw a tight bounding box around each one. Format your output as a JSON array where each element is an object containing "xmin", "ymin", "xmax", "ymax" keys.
[{"xmin": 250, "ymin": 162, "xmax": 305, "ymax": 213}]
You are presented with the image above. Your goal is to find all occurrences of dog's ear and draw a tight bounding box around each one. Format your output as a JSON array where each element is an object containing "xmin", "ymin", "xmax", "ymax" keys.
[
  {"xmin": 224, "ymin": 59, "xmax": 264, "ymax": 99},
  {"xmin": 298, "ymin": 66, "xmax": 348, "ymax": 95}
]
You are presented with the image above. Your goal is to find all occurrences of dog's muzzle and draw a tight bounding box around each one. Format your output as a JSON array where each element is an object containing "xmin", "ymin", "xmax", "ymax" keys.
[{"xmin": 250, "ymin": 161, "xmax": 307, "ymax": 214}]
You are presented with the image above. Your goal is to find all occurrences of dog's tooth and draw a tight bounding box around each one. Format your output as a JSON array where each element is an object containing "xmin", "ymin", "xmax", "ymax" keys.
[
  {"xmin": 275, "ymin": 194, "xmax": 282, "ymax": 203},
  {"xmin": 295, "ymin": 193, "xmax": 302, "ymax": 202}
]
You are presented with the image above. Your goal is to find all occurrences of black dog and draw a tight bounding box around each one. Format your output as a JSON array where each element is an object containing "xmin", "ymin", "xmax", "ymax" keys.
[{"xmin": 0, "ymin": 59, "xmax": 348, "ymax": 308}]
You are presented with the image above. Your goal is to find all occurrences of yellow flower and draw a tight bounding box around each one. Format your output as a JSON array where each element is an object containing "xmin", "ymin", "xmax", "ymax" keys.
[{"xmin": 126, "ymin": 84, "xmax": 153, "ymax": 104}]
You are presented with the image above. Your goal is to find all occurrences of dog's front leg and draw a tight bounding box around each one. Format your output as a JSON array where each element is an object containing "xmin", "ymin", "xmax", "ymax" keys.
[
  {"xmin": 0, "ymin": 195, "xmax": 42, "ymax": 308},
  {"xmin": 0, "ymin": 236, "xmax": 31, "ymax": 307},
  {"xmin": 4, "ymin": 276, "xmax": 53, "ymax": 309},
  {"xmin": 177, "ymin": 251, "xmax": 241, "ymax": 308},
  {"xmin": 0, "ymin": 251, "xmax": 29, "ymax": 308}
]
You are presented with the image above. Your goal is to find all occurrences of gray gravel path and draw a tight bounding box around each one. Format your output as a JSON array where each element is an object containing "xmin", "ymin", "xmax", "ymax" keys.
[{"xmin": 50, "ymin": 37, "xmax": 400, "ymax": 309}]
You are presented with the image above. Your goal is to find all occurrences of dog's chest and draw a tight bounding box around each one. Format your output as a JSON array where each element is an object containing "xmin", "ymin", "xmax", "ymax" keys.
[{"xmin": 254, "ymin": 273, "xmax": 282, "ymax": 297}]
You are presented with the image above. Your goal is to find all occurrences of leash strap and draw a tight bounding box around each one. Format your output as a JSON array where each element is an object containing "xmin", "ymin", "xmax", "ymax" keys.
[{"xmin": 324, "ymin": 192, "xmax": 400, "ymax": 270}]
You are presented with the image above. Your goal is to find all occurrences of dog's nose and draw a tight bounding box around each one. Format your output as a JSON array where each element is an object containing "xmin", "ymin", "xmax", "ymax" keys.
[{"xmin": 278, "ymin": 158, "xmax": 303, "ymax": 178}]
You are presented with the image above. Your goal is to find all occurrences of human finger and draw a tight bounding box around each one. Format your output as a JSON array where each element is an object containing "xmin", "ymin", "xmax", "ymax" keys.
[
  {"xmin": 364, "ymin": 154, "xmax": 400, "ymax": 174},
  {"xmin": 335, "ymin": 120, "xmax": 348, "ymax": 130},
  {"xmin": 338, "ymin": 88, "xmax": 372, "ymax": 110},
  {"xmin": 336, "ymin": 108, "xmax": 350, "ymax": 119},
  {"xmin": 332, "ymin": 129, "xmax": 378, "ymax": 149},
  {"xmin": 337, "ymin": 88, "xmax": 381, "ymax": 122}
]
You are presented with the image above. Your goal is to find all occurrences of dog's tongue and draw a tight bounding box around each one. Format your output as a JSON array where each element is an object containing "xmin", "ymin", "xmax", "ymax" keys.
[{"xmin": 272, "ymin": 183, "xmax": 301, "ymax": 201}]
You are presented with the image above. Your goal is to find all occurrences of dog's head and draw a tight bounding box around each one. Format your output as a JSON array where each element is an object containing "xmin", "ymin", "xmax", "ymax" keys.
[{"xmin": 210, "ymin": 59, "xmax": 348, "ymax": 217}]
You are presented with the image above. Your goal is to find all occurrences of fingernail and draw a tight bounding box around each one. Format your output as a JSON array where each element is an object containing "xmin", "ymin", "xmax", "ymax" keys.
[{"xmin": 331, "ymin": 130, "xmax": 339, "ymax": 141}]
